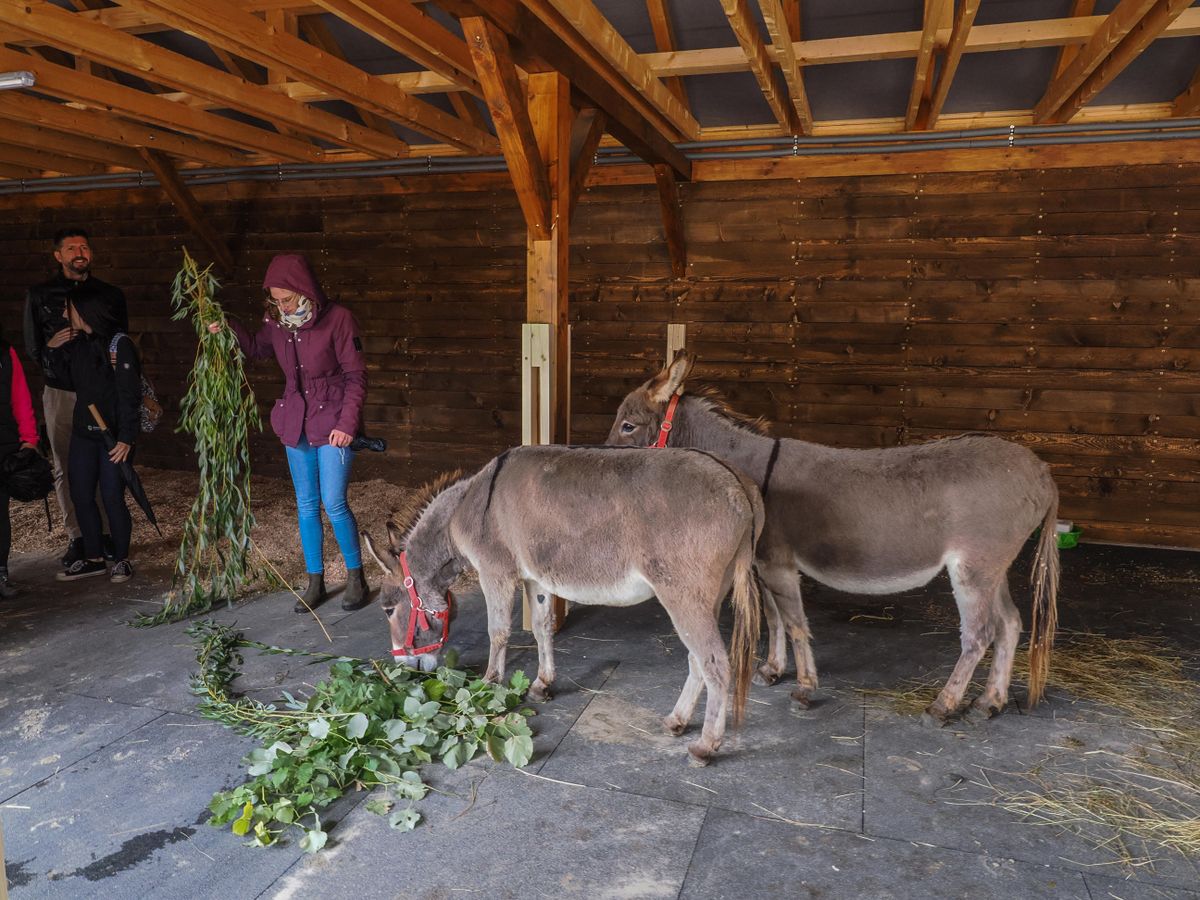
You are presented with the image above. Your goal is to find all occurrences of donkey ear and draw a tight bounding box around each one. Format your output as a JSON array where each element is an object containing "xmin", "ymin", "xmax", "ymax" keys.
[
  {"xmin": 385, "ymin": 520, "xmax": 404, "ymax": 554},
  {"xmin": 362, "ymin": 530, "xmax": 400, "ymax": 577},
  {"xmin": 648, "ymin": 348, "xmax": 694, "ymax": 403}
]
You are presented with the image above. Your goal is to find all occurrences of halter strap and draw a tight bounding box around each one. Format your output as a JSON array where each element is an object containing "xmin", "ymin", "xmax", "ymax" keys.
[
  {"xmin": 391, "ymin": 551, "xmax": 453, "ymax": 658},
  {"xmin": 650, "ymin": 393, "xmax": 681, "ymax": 448}
]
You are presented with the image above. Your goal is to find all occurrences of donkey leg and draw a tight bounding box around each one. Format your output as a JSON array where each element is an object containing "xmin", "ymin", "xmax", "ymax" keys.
[
  {"xmin": 760, "ymin": 566, "xmax": 818, "ymax": 708},
  {"xmin": 527, "ymin": 582, "xmax": 557, "ymax": 703},
  {"xmin": 665, "ymin": 653, "xmax": 705, "ymax": 736},
  {"xmin": 659, "ymin": 590, "xmax": 731, "ymax": 766},
  {"xmin": 971, "ymin": 578, "xmax": 1022, "ymax": 718},
  {"xmin": 753, "ymin": 587, "xmax": 786, "ymax": 687},
  {"xmin": 923, "ymin": 562, "xmax": 999, "ymax": 727},
  {"xmin": 480, "ymin": 573, "xmax": 518, "ymax": 685}
]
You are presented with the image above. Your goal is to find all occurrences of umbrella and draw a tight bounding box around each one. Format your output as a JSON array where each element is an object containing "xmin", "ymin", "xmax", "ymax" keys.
[{"xmin": 87, "ymin": 404, "xmax": 163, "ymax": 537}]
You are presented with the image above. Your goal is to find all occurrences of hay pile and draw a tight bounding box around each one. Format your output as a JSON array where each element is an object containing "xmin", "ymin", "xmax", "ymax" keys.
[{"xmin": 10, "ymin": 466, "xmax": 418, "ymax": 590}]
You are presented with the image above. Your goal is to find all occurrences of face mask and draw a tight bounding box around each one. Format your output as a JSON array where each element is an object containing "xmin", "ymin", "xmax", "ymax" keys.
[{"xmin": 278, "ymin": 294, "xmax": 313, "ymax": 330}]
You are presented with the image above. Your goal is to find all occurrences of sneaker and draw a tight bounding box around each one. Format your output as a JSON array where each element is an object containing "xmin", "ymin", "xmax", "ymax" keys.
[
  {"xmin": 101, "ymin": 534, "xmax": 117, "ymax": 562},
  {"xmin": 109, "ymin": 559, "xmax": 134, "ymax": 583},
  {"xmin": 56, "ymin": 559, "xmax": 108, "ymax": 581},
  {"xmin": 0, "ymin": 570, "xmax": 18, "ymax": 600},
  {"xmin": 60, "ymin": 536, "xmax": 84, "ymax": 567}
]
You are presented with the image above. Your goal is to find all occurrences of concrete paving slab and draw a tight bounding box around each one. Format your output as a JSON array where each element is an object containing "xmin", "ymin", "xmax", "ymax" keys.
[
  {"xmin": 680, "ymin": 806, "xmax": 1088, "ymax": 899},
  {"xmin": 2, "ymin": 713, "xmax": 303, "ymax": 900},
  {"xmin": 1084, "ymin": 873, "xmax": 1200, "ymax": 899},
  {"xmin": 268, "ymin": 764, "xmax": 708, "ymax": 900},
  {"xmin": 0, "ymin": 690, "xmax": 162, "ymax": 802}
]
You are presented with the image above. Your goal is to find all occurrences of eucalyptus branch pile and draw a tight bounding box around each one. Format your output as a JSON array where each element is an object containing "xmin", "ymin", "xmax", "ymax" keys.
[
  {"xmin": 141, "ymin": 250, "xmax": 269, "ymax": 625},
  {"xmin": 190, "ymin": 621, "xmax": 533, "ymax": 853}
]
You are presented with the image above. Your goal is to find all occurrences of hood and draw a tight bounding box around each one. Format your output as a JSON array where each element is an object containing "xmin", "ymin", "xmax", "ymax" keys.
[{"xmin": 261, "ymin": 253, "xmax": 329, "ymax": 310}]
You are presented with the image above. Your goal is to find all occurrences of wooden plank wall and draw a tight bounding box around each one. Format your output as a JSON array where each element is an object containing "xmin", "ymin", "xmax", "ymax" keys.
[{"xmin": 0, "ymin": 161, "xmax": 1196, "ymax": 547}]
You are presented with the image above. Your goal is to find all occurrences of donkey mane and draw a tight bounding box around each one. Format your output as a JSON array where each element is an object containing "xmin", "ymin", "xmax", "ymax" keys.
[
  {"xmin": 689, "ymin": 386, "xmax": 772, "ymax": 437},
  {"xmin": 392, "ymin": 469, "xmax": 466, "ymax": 540}
]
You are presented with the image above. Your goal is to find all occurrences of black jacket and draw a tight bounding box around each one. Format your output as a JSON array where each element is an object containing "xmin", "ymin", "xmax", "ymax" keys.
[
  {"xmin": 50, "ymin": 334, "xmax": 142, "ymax": 446},
  {"xmin": 24, "ymin": 272, "xmax": 128, "ymax": 390}
]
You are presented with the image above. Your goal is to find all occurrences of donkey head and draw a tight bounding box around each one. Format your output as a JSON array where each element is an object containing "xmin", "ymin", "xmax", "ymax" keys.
[{"xmin": 606, "ymin": 349, "xmax": 694, "ymax": 446}]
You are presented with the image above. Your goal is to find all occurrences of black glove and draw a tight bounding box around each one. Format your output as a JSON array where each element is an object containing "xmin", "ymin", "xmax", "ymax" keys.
[{"xmin": 348, "ymin": 435, "xmax": 387, "ymax": 453}]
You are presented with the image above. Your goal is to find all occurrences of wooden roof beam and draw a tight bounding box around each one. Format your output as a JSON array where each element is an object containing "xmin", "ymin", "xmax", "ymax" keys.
[
  {"xmin": 644, "ymin": 0, "xmax": 690, "ymax": 114},
  {"xmin": 720, "ymin": 0, "xmax": 799, "ymax": 133},
  {"xmin": 568, "ymin": 107, "xmax": 605, "ymax": 220},
  {"xmin": 0, "ymin": 3, "xmax": 408, "ymax": 159},
  {"xmin": 0, "ymin": 118, "xmax": 146, "ymax": 169},
  {"xmin": 904, "ymin": 0, "xmax": 952, "ymax": 131},
  {"xmin": 0, "ymin": 160, "xmax": 42, "ymax": 180},
  {"xmin": 923, "ymin": 0, "xmax": 982, "ymax": 130},
  {"xmin": 758, "ymin": 0, "xmax": 813, "ymax": 135},
  {"xmin": 299, "ymin": 13, "xmax": 398, "ymax": 134},
  {"xmin": 1174, "ymin": 63, "xmax": 1200, "ymax": 117},
  {"xmin": 0, "ymin": 141, "xmax": 107, "ymax": 176},
  {"xmin": 118, "ymin": 0, "xmax": 495, "ymax": 151},
  {"xmin": 1035, "ymin": 0, "xmax": 1194, "ymax": 124},
  {"xmin": 311, "ymin": 0, "xmax": 481, "ymax": 95},
  {"xmin": 653, "ymin": 164, "xmax": 686, "ymax": 280},
  {"xmin": 1052, "ymin": 0, "xmax": 1097, "ymax": 80},
  {"xmin": 0, "ymin": 90, "xmax": 244, "ymax": 167},
  {"xmin": 139, "ymin": 148, "xmax": 235, "ymax": 275},
  {"xmin": 0, "ymin": 46, "xmax": 319, "ymax": 162},
  {"xmin": 461, "ymin": 16, "xmax": 550, "ymax": 238}
]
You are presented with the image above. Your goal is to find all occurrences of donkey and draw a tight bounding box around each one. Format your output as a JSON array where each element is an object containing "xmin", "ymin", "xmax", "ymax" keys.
[
  {"xmin": 607, "ymin": 351, "xmax": 1060, "ymax": 726},
  {"xmin": 362, "ymin": 444, "xmax": 764, "ymax": 765}
]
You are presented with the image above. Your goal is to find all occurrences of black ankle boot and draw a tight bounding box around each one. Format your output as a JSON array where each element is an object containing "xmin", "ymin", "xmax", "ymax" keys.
[
  {"xmin": 341, "ymin": 567, "xmax": 370, "ymax": 611},
  {"xmin": 294, "ymin": 573, "xmax": 327, "ymax": 614}
]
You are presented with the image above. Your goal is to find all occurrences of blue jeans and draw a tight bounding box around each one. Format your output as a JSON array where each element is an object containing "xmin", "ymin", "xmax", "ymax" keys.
[{"xmin": 284, "ymin": 436, "xmax": 362, "ymax": 574}]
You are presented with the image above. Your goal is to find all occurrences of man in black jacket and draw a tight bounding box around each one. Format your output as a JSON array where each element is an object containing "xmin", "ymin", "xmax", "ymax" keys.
[{"xmin": 24, "ymin": 227, "xmax": 128, "ymax": 567}]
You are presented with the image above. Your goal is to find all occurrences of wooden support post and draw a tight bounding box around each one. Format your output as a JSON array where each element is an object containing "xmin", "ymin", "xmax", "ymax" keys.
[
  {"xmin": 654, "ymin": 163, "xmax": 687, "ymax": 280},
  {"xmin": 667, "ymin": 323, "xmax": 687, "ymax": 362},
  {"xmin": 138, "ymin": 148, "xmax": 234, "ymax": 275}
]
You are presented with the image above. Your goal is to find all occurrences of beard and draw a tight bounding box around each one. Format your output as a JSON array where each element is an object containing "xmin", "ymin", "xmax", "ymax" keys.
[{"xmin": 68, "ymin": 256, "xmax": 90, "ymax": 274}]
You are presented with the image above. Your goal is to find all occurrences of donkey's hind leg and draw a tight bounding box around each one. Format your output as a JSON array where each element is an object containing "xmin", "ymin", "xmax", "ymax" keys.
[
  {"xmin": 665, "ymin": 652, "xmax": 705, "ymax": 736},
  {"xmin": 923, "ymin": 560, "xmax": 1000, "ymax": 727},
  {"xmin": 659, "ymin": 590, "xmax": 730, "ymax": 766},
  {"xmin": 970, "ymin": 578, "xmax": 1021, "ymax": 718},
  {"xmin": 759, "ymin": 564, "xmax": 818, "ymax": 708},
  {"xmin": 526, "ymin": 581, "xmax": 557, "ymax": 702}
]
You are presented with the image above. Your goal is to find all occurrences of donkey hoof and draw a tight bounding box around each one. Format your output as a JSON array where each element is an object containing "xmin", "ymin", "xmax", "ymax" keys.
[
  {"xmin": 753, "ymin": 666, "xmax": 782, "ymax": 687},
  {"xmin": 686, "ymin": 742, "xmax": 713, "ymax": 767},
  {"xmin": 920, "ymin": 707, "xmax": 950, "ymax": 729},
  {"xmin": 789, "ymin": 688, "xmax": 812, "ymax": 710},
  {"xmin": 663, "ymin": 716, "xmax": 688, "ymax": 737},
  {"xmin": 529, "ymin": 683, "xmax": 553, "ymax": 703}
]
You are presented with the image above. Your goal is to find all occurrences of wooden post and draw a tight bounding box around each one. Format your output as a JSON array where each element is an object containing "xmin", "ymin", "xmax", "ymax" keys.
[{"xmin": 667, "ymin": 323, "xmax": 687, "ymax": 362}]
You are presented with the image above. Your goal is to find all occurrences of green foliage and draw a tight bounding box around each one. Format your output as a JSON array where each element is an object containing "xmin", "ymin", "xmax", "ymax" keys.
[
  {"xmin": 189, "ymin": 621, "xmax": 533, "ymax": 852},
  {"xmin": 140, "ymin": 250, "xmax": 269, "ymax": 625}
]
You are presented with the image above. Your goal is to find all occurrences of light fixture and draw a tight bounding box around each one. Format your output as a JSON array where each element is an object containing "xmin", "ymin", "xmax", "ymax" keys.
[{"xmin": 0, "ymin": 71, "xmax": 36, "ymax": 91}]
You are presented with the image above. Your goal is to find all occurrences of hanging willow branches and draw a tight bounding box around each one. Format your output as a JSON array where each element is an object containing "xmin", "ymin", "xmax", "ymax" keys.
[{"xmin": 140, "ymin": 249, "xmax": 271, "ymax": 625}]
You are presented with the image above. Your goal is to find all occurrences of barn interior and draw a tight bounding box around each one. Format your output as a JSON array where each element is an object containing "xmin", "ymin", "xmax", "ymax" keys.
[{"xmin": 1, "ymin": 1, "xmax": 1199, "ymax": 897}]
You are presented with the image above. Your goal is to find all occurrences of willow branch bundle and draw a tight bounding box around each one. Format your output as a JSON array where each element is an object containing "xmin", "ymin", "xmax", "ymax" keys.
[{"xmin": 140, "ymin": 250, "xmax": 272, "ymax": 625}]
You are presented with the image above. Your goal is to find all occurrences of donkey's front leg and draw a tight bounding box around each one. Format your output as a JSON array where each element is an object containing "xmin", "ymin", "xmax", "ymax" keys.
[
  {"xmin": 526, "ymin": 582, "xmax": 557, "ymax": 702},
  {"xmin": 480, "ymin": 572, "xmax": 517, "ymax": 685}
]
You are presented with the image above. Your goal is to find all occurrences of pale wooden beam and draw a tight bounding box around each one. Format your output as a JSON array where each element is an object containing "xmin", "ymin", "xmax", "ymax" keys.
[
  {"xmin": 1173, "ymin": 63, "xmax": 1200, "ymax": 117},
  {"xmin": 720, "ymin": 0, "xmax": 798, "ymax": 133},
  {"xmin": 904, "ymin": 0, "xmax": 952, "ymax": 131},
  {"xmin": 116, "ymin": 0, "xmax": 495, "ymax": 151},
  {"xmin": 0, "ymin": 3, "xmax": 409, "ymax": 158},
  {"xmin": 139, "ymin": 148, "xmax": 235, "ymax": 275},
  {"xmin": 0, "ymin": 46, "xmax": 320, "ymax": 162},
  {"xmin": 924, "ymin": 0, "xmax": 982, "ymax": 130},
  {"xmin": 644, "ymin": 0, "xmax": 690, "ymax": 113},
  {"xmin": 758, "ymin": 0, "xmax": 813, "ymax": 135},
  {"xmin": 1053, "ymin": 0, "xmax": 1097, "ymax": 80},
  {"xmin": 654, "ymin": 163, "xmax": 686, "ymax": 280},
  {"xmin": 568, "ymin": 107, "xmax": 605, "ymax": 220},
  {"xmin": 1034, "ymin": 0, "xmax": 1193, "ymax": 124},
  {"xmin": 0, "ymin": 91, "xmax": 244, "ymax": 166},
  {"xmin": 462, "ymin": 16, "xmax": 550, "ymax": 238}
]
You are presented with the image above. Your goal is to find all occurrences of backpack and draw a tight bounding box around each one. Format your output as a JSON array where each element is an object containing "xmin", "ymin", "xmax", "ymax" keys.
[
  {"xmin": 109, "ymin": 333, "xmax": 163, "ymax": 433},
  {"xmin": 0, "ymin": 447, "xmax": 53, "ymax": 503}
]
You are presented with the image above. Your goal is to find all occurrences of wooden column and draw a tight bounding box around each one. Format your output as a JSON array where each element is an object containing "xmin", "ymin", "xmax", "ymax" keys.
[{"xmin": 667, "ymin": 323, "xmax": 687, "ymax": 362}]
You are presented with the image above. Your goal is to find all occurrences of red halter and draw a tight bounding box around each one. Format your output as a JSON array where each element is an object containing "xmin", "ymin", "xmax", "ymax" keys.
[
  {"xmin": 650, "ymin": 393, "xmax": 681, "ymax": 448},
  {"xmin": 391, "ymin": 551, "xmax": 453, "ymax": 658}
]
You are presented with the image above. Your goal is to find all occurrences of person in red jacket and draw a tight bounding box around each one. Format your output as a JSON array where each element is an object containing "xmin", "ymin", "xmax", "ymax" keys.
[
  {"xmin": 211, "ymin": 254, "xmax": 369, "ymax": 613},
  {"xmin": 0, "ymin": 334, "xmax": 42, "ymax": 598}
]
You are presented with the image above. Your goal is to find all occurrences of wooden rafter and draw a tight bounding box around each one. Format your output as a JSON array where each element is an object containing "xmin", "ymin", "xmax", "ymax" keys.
[
  {"xmin": 139, "ymin": 148, "xmax": 235, "ymax": 275},
  {"xmin": 1174, "ymin": 64, "xmax": 1200, "ymax": 117},
  {"xmin": 1034, "ymin": 0, "xmax": 1194, "ymax": 125},
  {"xmin": 448, "ymin": 92, "xmax": 491, "ymax": 134},
  {"xmin": 720, "ymin": 0, "xmax": 798, "ymax": 133},
  {"xmin": 461, "ymin": 16, "xmax": 551, "ymax": 239},
  {"xmin": 299, "ymin": 14, "xmax": 397, "ymax": 134},
  {"xmin": 644, "ymin": 0, "xmax": 690, "ymax": 113},
  {"xmin": 0, "ymin": 46, "xmax": 319, "ymax": 162},
  {"xmin": 653, "ymin": 164, "xmax": 686, "ymax": 280},
  {"xmin": 0, "ymin": 116, "xmax": 150, "ymax": 170},
  {"xmin": 758, "ymin": 0, "xmax": 813, "ymax": 135},
  {"xmin": 0, "ymin": 3, "xmax": 409, "ymax": 158},
  {"xmin": 0, "ymin": 91, "xmax": 243, "ymax": 166},
  {"xmin": 568, "ymin": 107, "xmax": 606, "ymax": 220},
  {"xmin": 904, "ymin": 0, "xmax": 952, "ymax": 131},
  {"xmin": 0, "ymin": 160, "xmax": 42, "ymax": 180},
  {"xmin": 0, "ymin": 141, "xmax": 106, "ymax": 177},
  {"xmin": 1053, "ymin": 0, "xmax": 1097, "ymax": 80},
  {"xmin": 113, "ymin": 0, "xmax": 495, "ymax": 152},
  {"xmin": 311, "ymin": 0, "xmax": 481, "ymax": 95},
  {"xmin": 923, "ymin": 0, "xmax": 982, "ymax": 130}
]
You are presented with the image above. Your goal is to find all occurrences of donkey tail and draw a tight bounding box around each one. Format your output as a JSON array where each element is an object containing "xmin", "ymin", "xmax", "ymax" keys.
[
  {"xmin": 729, "ymin": 492, "xmax": 764, "ymax": 727},
  {"xmin": 1027, "ymin": 484, "xmax": 1061, "ymax": 707}
]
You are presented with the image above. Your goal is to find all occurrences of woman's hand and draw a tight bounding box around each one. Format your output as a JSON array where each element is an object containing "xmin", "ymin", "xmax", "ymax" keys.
[
  {"xmin": 206, "ymin": 322, "xmax": 222, "ymax": 334},
  {"xmin": 328, "ymin": 430, "xmax": 354, "ymax": 448},
  {"xmin": 109, "ymin": 441, "xmax": 131, "ymax": 463},
  {"xmin": 46, "ymin": 326, "xmax": 75, "ymax": 348}
]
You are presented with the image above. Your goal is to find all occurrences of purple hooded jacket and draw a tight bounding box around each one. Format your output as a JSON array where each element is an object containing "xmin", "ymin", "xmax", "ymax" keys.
[{"xmin": 232, "ymin": 254, "xmax": 367, "ymax": 449}]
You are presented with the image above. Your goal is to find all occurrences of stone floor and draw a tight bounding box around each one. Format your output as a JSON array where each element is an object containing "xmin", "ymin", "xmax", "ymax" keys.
[{"xmin": 1, "ymin": 541, "xmax": 1199, "ymax": 900}]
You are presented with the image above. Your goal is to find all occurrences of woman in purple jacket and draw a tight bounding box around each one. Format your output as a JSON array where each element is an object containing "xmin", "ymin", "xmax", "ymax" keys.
[{"xmin": 212, "ymin": 254, "xmax": 369, "ymax": 613}]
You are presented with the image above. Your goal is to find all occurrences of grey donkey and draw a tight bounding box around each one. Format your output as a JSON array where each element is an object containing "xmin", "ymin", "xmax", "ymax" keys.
[
  {"xmin": 607, "ymin": 351, "xmax": 1060, "ymax": 726},
  {"xmin": 362, "ymin": 445, "xmax": 765, "ymax": 765}
]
